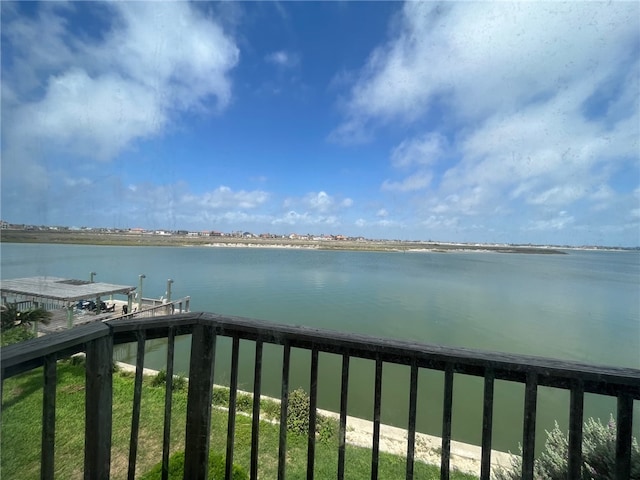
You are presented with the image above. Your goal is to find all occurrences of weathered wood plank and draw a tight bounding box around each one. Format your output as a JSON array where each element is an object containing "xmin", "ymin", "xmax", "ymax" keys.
[
  {"xmin": 337, "ymin": 354, "xmax": 350, "ymax": 480},
  {"xmin": 480, "ymin": 369, "xmax": 495, "ymax": 480},
  {"xmin": 41, "ymin": 354, "xmax": 57, "ymax": 480},
  {"xmin": 84, "ymin": 334, "xmax": 113, "ymax": 480},
  {"xmin": 371, "ymin": 357, "xmax": 383, "ymax": 480},
  {"xmin": 250, "ymin": 341, "xmax": 263, "ymax": 480},
  {"xmin": 183, "ymin": 324, "xmax": 216, "ymax": 479},
  {"xmin": 277, "ymin": 343, "xmax": 291, "ymax": 480},
  {"xmin": 191, "ymin": 313, "xmax": 640, "ymax": 396},
  {"xmin": 405, "ymin": 359, "xmax": 418, "ymax": 480},
  {"xmin": 127, "ymin": 330, "xmax": 146, "ymax": 480},
  {"xmin": 2, "ymin": 322, "xmax": 109, "ymax": 379},
  {"xmin": 616, "ymin": 393, "xmax": 633, "ymax": 480},
  {"xmin": 521, "ymin": 373, "xmax": 538, "ymax": 480},
  {"xmin": 440, "ymin": 365, "xmax": 454, "ymax": 480},
  {"xmin": 225, "ymin": 336, "xmax": 240, "ymax": 480},
  {"xmin": 567, "ymin": 381, "xmax": 584, "ymax": 480},
  {"xmin": 307, "ymin": 348, "xmax": 319, "ymax": 480},
  {"xmin": 161, "ymin": 326, "xmax": 176, "ymax": 480}
]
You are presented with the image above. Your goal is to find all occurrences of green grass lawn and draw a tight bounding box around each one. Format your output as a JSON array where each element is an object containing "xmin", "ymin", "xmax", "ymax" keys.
[{"xmin": 1, "ymin": 361, "xmax": 477, "ymax": 479}]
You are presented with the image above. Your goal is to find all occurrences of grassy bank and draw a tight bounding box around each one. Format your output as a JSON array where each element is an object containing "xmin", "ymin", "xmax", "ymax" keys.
[
  {"xmin": 1, "ymin": 361, "xmax": 476, "ymax": 479},
  {"xmin": 1, "ymin": 229, "xmax": 566, "ymax": 254}
]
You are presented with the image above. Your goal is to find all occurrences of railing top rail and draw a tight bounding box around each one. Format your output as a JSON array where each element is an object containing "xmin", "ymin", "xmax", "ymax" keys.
[
  {"xmin": 1, "ymin": 321, "xmax": 109, "ymax": 379},
  {"xmin": 197, "ymin": 313, "xmax": 640, "ymax": 393},
  {"xmin": 3, "ymin": 312, "xmax": 639, "ymax": 398}
]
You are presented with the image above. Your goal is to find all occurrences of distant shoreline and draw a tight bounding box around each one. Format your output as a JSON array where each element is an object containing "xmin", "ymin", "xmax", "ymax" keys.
[{"xmin": 0, "ymin": 229, "xmax": 573, "ymax": 254}]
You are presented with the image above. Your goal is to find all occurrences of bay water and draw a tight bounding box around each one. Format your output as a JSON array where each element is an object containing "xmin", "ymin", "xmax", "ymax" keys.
[{"xmin": 2, "ymin": 242, "xmax": 638, "ymax": 452}]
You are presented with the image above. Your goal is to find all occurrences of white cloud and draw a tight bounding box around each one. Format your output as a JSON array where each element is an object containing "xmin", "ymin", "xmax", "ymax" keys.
[
  {"xmin": 333, "ymin": 2, "xmax": 638, "ymax": 139},
  {"xmin": 391, "ymin": 133, "xmax": 447, "ymax": 169},
  {"xmin": 285, "ymin": 191, "xmax": 353, "ymax": 214},
  {"xmin": 382, "ymin": 172, "xmax": 432, "ymax": 192},
  {"xmin": 272, "ymin": 211, "xmax": 339, "ymax": 227},
  {"xmin": 354, "ymin": 217, "xmax": 403, "ymax": 229},
  {"xmin": 527, "ymin": 185, "xmax": 586, "ymax": 207},
  {"xmin": 265, "ymin": 50, "xmax": 299, "ymax": 68},
  {"xmin": 336, "ymin": 1, "xmax": 638, "ymax": 244},
  {"xmin": 188, "ymin": 186, "xmax": 269, "ymax": 210},
  {"xmin": 524, "ymin": 211, "xmax": 575, "ymax": 232},
  {"xmin": 421, "ymin": 216, "xmax": 459, "ymax": 230},
  {"xmin": 2, "ymin": 2, "xmax": 239, "ymax": 164},
  {"xmin": 308, "ymin": 191, "xmax": 333, "ymax": 212}
]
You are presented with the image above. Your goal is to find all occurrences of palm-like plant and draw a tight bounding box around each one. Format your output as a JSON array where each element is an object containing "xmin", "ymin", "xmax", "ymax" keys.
[{"xmin": 1, "ymin": 303, "xmax": 52, "ymax": 332}]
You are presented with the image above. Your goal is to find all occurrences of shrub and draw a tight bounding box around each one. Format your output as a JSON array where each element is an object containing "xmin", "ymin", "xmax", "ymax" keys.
[
  {"xmin": 139, "ymin": 450, "xmax": 248, "ymax": 480},
  {"xmin": 150, "ymin": 369, "xmax": 187, "ymax": 391},
  {"xmin": 260, "ymin": 397, "xmax": 281, "ymax": 420},
  {"xmin": 213, "ymin": 386, "xmax": 230, "ymax": 406},
  {"xmin": 495, "ymin": 415, "xmax": 640, "ymax": 480},
  {"xmin": 0, "ymin": 303, "xmax": 52, "ymax": 346},
  {"xmin": 1, "ymin": 326, "xmax": 35, "ymax": 346},
  {"xmin": 68, "ymin": 355, "xmax": 86, "ymax": 367},
  {"xmin": 285, "ymin": 388, "xmax": 337, "ymax": 442},
  {"xmin": 287, "ymin": 388, "xmax": 310, "ymax": 435},
  {"xmin": 316, "ymin": 414, "xmax": 338, "ymax": 444},
  {"xmin": 150, "ymin": 369, "xmax": 168, "ymax": 387},
  {"xmin": 236, "ymin": 393, "xmax": 253, "ymax": 413},
  {"xmin": 172, "ymin": 374, "xmax": 187, "ymax": 391}
]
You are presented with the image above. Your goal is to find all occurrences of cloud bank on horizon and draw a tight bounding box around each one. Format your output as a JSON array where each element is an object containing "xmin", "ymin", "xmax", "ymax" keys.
[{"xmin": 2, "ymin": 1, "xmax": 638, "ymax": 246}]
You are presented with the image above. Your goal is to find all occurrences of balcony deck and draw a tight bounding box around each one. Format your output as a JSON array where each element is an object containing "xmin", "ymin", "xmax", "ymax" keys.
[{"xmin": 2, "ymin": 312, "xmax": 639, "ymax": 479}]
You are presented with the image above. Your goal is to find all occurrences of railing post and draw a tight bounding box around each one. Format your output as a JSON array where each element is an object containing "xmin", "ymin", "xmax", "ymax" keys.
[
  {"xmin": 567, "ymin": 380, "xmax": 584, "ymax": 479},
  {"xmin": 162, "ymin": 327, "xmax": 176, "ymax": 480},
  {"xmin": 521, "ymin": 372, "xmax": 538, "ymax": 480},
  {"xmin": 338, "ymin": 354, "xmax": 350, "ymax": 480},
  {"xmin": 127, "ymin": 330, "xmax": 146, "ymax": 480},
  {"xmin": 480, "ymin": 369, "xmax": 495, "ymax": 480},
  {"xmin": 278, "ymin": 343, "xmax": 291, "ymax": 480},
  {"xmin": 440, "ymin": 364, "xmax": 454, "ymax": 480},
  {"xmin": 84, "ymin": 332, "xmax": 113, "ymax": 480},
  {"xmin": 371, "ymin": 357, "xmax": 383, "ymax": 480},
  {"xmin": 406, "ymin": 359, "xmax": 418, "ymax": 480},
  {"xmin": 41, "ymin": 354, "xmax": 57, "ymax": 480},
  {"xmin": 184, "ymin": 323, "xmax": 216, "ymax": 479},
  {"xmin": 616, "ymin": 393, "xmax": 633, "ymax": 480}
]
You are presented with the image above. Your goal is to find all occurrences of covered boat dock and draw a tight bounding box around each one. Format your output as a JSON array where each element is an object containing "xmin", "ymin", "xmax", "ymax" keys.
[{"xmin": 1, "ymin": 276, "xmax": 137, "ymax": 329}]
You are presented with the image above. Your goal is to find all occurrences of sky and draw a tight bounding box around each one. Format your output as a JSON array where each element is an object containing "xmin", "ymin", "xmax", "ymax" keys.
[{"xmin": 1, "ymin": 1, "xmax": 639, "ymax": 247}]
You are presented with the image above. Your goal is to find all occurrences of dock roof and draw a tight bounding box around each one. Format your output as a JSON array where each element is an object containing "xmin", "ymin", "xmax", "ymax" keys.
[{"xmin": 0, "ymin": 276, "xmax": 136, "ymax": 303}]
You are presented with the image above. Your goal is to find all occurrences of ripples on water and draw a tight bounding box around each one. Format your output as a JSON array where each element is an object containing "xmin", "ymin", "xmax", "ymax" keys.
[{"xmin": 2, "ymin": 243, "xmax": 638, "ymax": 451}]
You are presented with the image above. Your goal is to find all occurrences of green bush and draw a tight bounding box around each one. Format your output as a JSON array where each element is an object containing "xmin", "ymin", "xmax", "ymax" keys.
[
  {"xmin": 68, "ymin": 355, "xmax": 86, "ymax": 367},
  {"xmin": 139, "ymin": 450, "xmax": 248, "ymax": 480},
  {"xmin": 213, "ymin": 386, "xmax": 230, "ymax": 406},
  {"xmin": 236, "ymin": 393, "xmax": 253, "ymax": 413},
  {"xmin": 0, "ymin": 326, "xmax": 35, "ymax": 346},
  {"xmin": 150, "ymin": 369, "xmax": 187, "ymax": 391},
  {"xmin": 260, "ymin": 397, "xmax": 281, "ymax": 420},
  {"xmin": 285, "ymin": 388, "xmax": 337, "ymax": 442},
  {"xmin": 496, "ymin": 416, "xmax": 640, "ymax": 480},
  {"xmin": 287, "ymin": 388, "xmax": 310, "ymax": 435},
  {"xmin": 316, "ymin": 414, "xmax": 339, "ymax": 444}
]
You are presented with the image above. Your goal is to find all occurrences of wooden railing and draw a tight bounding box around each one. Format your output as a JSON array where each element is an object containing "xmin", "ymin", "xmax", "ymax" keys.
[{"xmin": 1, "ymin": 312, "xmax": 639, "ymax": 480}]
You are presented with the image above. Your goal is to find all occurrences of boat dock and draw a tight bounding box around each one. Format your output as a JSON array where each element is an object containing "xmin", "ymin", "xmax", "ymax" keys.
[{"xmin": 0, "ymin": 276, "xmax": 190, "ymax": 335}]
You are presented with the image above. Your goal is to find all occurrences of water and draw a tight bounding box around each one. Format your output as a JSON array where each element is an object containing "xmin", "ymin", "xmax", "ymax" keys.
[{"xmin": 2, "ymin": 243, "xmax": 638, "ymax": 452}]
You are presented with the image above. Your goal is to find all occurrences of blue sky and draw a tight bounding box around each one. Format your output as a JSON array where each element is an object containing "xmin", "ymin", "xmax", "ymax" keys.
[{"xmin": 2, "ymin": 1, "xmax": 639, "ymax": 246}]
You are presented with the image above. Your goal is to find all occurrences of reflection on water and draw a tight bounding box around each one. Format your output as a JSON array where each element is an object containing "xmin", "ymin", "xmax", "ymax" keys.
[{"xmin": 2, "ymin": 243, "xmax": 638, "ymax": 452}]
